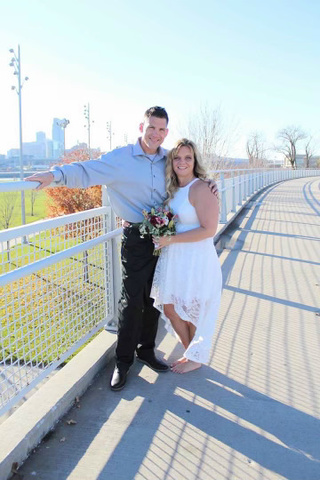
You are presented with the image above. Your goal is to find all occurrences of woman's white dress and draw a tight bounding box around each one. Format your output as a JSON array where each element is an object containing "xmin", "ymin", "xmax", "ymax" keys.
[{"xmin": 151, "ymin": 178, "xmax": 222, "ymax": 364}]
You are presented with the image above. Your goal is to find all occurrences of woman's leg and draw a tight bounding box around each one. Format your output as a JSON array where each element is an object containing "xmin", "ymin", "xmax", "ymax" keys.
[
  {"xmin": 163, "ymin": 304, "xmax": 190, "ymax": 350},
  {"xmin": 163, "ymin": 305, "xmax": 201, "ymax": 373},
  {"xmin": 188, "ymin": 321, "xmax": 196, "ymax": 342}
]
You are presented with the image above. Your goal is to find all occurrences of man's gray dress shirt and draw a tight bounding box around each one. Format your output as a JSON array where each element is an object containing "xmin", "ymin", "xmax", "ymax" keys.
[{"xmin": 51, "ymin": 140, "xmax": 167, "ymax": 222}]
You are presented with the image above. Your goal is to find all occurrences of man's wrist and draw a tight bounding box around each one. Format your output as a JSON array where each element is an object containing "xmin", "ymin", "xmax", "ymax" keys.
[{"xmin": 51, "ymin": 168, "xmax": 62, "ymax": 183}]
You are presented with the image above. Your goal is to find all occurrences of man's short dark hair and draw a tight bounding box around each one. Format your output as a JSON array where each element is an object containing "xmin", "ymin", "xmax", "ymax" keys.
[{"xmin": 144, "ymin": 106, "xmax": 169, "ymax": 125}]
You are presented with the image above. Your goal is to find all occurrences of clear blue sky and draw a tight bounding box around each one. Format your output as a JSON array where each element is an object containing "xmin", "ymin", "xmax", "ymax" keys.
[{"xmin": 0, "ymin": 0, "xmax": 318, "ymax": 157}]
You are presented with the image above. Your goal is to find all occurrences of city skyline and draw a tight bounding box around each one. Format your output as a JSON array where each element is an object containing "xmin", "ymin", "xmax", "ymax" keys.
[
  {"xmin": 0, "ymin": 1, "xmax": 319, "ymax": 158},
  {"xmin": 4, "ymin": 118, "xmax": 71, "ymax": 160}
]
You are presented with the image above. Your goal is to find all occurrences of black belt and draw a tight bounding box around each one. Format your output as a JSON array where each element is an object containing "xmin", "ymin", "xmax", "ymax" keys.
[{"xmin": 125, "ymin": 221, "xmax": 143, "ymax": 230}]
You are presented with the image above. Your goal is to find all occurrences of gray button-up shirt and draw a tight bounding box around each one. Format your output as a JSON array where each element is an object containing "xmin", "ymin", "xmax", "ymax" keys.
[{"xmin": 51, "ymin": 139, "xmax": 167, "ymax": 222}]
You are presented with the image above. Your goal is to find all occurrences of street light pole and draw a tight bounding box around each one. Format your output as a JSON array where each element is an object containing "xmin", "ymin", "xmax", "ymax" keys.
[
  {"xmin": 84, "ymin": 103, "xmax": 93, "ymax": 159},
  {"xmin": 9, "ymin": 45, "xmax": 29, "ymax": 229}
]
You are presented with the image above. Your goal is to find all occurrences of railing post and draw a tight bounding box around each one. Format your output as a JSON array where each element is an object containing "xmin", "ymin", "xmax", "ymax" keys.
[
  {"xmin": 238, "ymin": 170, "xmax": 242, "ymax": 205},
  {"xmin": 243, "ymin": 171, "xmax": 247, "ymax": 200},
  {"xmin": 102, "ymin": 185, "xmax": 121, "ymax": 331},
  {"xmin": 258, "ymin": 170, "xmax": 261, "ymax": 190},
  {"xmin": 231, "ymin": 171, "xmax": 236, "ymax": 212},
  {"xmin": 220, "ymin": 172, "xmax": 227, "ymax": 223}
]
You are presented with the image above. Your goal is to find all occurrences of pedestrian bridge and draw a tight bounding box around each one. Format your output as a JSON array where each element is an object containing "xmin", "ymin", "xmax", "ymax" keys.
[{"xmin": 0, "ymin": 170, "xmax": 319, "ymax": 479}]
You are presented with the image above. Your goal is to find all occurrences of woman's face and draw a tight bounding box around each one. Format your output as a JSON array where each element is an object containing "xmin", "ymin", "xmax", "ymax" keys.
[{"xmin": 172, "ymin": 146, "xmax": 195, "ymax": 181}]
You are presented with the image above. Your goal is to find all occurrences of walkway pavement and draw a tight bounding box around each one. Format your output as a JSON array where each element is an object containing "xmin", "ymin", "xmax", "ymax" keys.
[{"xmin": 17, "ymin": 177, "xmax": 320, "ymax": 480}]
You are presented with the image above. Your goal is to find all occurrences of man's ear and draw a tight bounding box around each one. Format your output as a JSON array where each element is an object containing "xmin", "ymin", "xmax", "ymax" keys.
[{"xmin": 139, "ymin": 122, "xmax": 144, "ymax": 133}]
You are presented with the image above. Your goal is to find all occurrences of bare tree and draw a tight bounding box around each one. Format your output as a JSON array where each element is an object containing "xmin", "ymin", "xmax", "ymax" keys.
[
  {"xmin": 304, "ymin": 136, "xmax": 316, "ymax": 168},
  {"xmin": 185, "ymin": 105, "xmax": 239, "ymax": 173},
  {"xmin": 30, "ymin": 189, "xmax": 38, "ymax": 216},
  {"xmin": 276, "ymin": 126, "xmax": 306, "ymax": 169},
  {"xmin": 0, "ymin": 192, "xmax": 17, "ymax": 229},
  {"xmin": 246, "ymin": 131, "xmax": 268, "ymax": 167}
]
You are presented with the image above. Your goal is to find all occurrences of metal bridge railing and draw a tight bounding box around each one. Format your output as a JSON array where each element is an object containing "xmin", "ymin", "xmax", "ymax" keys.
[{"xmin": 0, "ymin": 201, "xmax": 121, "ymax": 416}]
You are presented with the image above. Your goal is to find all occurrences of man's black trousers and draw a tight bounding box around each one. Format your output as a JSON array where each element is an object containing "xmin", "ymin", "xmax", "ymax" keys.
[{"xmin": 116, "ymin": 225, "xmax": 160, "ymax": 365}]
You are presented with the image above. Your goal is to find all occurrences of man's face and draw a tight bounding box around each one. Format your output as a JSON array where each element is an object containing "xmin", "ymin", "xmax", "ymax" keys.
[{"xmin": 139, "ymin": 116, "xmax": 168, "ymax": 154}]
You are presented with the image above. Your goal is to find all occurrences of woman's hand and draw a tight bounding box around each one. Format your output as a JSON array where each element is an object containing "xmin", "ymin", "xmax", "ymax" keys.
[{"xmin": 152, "ymin": 235, "xmax": 173, "ymax": 250}]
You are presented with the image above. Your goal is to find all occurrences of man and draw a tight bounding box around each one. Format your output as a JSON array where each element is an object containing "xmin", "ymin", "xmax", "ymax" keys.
[{"xmin": 26, "ymin": 106, "xmax": 217, "ymax": 391}]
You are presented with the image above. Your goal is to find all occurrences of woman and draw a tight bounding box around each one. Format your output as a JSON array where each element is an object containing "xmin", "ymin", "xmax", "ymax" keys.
[{"xmin": 151, "ymin": 138, "xmax": 222, "ymax": 373}]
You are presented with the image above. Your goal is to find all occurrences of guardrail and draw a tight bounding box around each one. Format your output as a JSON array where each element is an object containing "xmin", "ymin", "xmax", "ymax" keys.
[
  {"xmin": 214, "ymin": 168, "xmax": 319, "ymax": 223},
  {"xmin": 0, "ymin": 201, "xmax": 122, "ymax": 416},
  {"xmin": 0, "ymin": 168, "xmax": 319, "ymax": 416}
]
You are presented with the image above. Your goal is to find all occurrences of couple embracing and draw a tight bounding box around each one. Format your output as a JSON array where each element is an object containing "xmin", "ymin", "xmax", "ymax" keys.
[{"xmin": 26, "ymin": 106, "xmax": 222, "ymax": 392}]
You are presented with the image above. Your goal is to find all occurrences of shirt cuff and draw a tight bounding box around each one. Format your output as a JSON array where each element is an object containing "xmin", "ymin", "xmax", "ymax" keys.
[{"xmin": 50, "ymin": 168, "xmax": 63, "ymax": 183}]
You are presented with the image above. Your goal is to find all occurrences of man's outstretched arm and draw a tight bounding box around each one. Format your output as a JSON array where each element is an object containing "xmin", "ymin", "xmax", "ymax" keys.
[{"xmin": 25, "ymin": 155, "xmax": 115, "ymax": 190}]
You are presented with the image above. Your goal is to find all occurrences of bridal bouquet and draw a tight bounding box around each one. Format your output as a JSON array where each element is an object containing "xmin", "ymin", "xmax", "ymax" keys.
[{"xmin": 139, "ymin": 206, "xmax": 178, "ymax": 256}]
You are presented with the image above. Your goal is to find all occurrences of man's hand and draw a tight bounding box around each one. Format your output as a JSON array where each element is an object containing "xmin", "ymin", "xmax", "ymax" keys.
[
  {"xmin": 207, "ymin": 179, "xmax": 219, "ymax": 198},
  {"xmin": 25, "ymin": 171, "xmax": 54, "ymax": 190}
]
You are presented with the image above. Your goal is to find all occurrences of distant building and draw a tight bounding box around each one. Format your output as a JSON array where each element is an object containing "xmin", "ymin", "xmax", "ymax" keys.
[
  {"xmin": 7, "ymin": 148, "xmax": 20, "ymax": 159},
  {"xmin": 6, "ymin": 131, "xmax": 47, "ymax": 164},
  {"xmin": 2, "ymin": 117, "xmax": 71, "ymax": 167},
  {"xmin": 296, "ymin": 154, "xmax": 319, "ymax": 168},
  {"xmin": 266, "ymin": 158, "xmax": 284, "ymax": 168},
  {"xmin": 36, "ymin": 131, "xmax": 46, "ymax": 143},
  {"xmin": 23, "ymin": 132, "xmax": 47, "ymax": 160},
  {"xmin": 284, "ymin": 154, "xmax": 319, "ymax": 168},
  {"xmin": 52, "ymin": 118, "xmax": 65, "ymax": 159},
  {"xmin": 46, "ymin": 139, "xmax": 53, "ymax": 158}
]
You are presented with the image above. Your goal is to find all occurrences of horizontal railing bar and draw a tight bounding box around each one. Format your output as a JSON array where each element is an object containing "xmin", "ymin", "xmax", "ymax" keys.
[
  {"xmin": 213, "ymin": 168, "xmax": 268, "ymax": 174},
  {"xmin": 0, "ymin": 207, "xmax": 109, "ymax": 242},
  {"xmin": 0, "ymin": 172, "xmax": 269, "ymax": 192},
  {"xmin": 0, "ymin": 180, "xmax": 40, "ymax": 192},
  {"xmin": 0, "ymin": 227, "xmax": 122, "ymax": 287},
  {"xmin": 0, "ymin": 170, "xmax": 318, "ymax": 195}
]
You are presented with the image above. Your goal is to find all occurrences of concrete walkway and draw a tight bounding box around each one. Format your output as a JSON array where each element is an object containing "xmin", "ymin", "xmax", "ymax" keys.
[{"xmin": 18, "ymin": 177, "xmax": 320, "ymax": 480}]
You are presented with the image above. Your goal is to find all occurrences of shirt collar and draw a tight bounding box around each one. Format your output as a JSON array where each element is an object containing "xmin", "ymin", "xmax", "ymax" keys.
[{"xmin": 133, "ymin": 138, "xmax": 167, "ymax": 160}]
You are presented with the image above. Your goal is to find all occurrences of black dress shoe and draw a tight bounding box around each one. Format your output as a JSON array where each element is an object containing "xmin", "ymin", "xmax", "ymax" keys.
[
  {"xmin": 136, "ymin": 353, "xmax": 169, "ymax": 372},
  {"xmin": 110, "ymin": 363, "xmax": 130, "ymax": 391}
]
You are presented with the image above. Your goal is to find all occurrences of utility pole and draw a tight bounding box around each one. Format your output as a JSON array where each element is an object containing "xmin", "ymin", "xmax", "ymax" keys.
[
  {"xmin": 106, "ymin": 121, "xmax": 114, "ymax": 151},
  {"xmin": 84, "ymin": 103, "xmax": 93, "ymax": 159},
  {"xmin": 9, "ymin": 45, "xmax": 29, "ymax": 230}
]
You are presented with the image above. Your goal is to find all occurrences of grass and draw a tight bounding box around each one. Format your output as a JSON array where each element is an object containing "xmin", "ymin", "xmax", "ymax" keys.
[
  {"xmin": 0, "ymin": 189, "xmax": 49, "ymax": 229},
  {"xmin": 0, "ymin": 233, "xmax": 80, "ymax": 273},
  {"xmin": 0, "ymin": 231, "xmax": 108, "ymax": 366}
]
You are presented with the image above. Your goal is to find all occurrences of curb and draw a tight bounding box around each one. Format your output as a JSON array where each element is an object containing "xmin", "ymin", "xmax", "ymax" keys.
[{"xmin": 0, "ymin": 330, "xmax": 116, "ymax": 480}]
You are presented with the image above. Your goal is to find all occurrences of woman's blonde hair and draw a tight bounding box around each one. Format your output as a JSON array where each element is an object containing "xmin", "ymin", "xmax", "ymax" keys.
[{"xmin": 165, "ymin": 138, "xmax": 207, "ymax": 203}]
